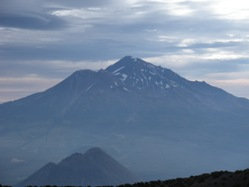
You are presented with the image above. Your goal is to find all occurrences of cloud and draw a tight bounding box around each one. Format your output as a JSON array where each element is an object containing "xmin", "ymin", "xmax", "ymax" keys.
[
  {"xmin": 0, "ymin": 0, "xmax": 67, "ymax": 30},
  {"xmin": 51, "ymin": 8, "xmax": 104, "ymax": 20},
  {"xmin": 208, "ymin": 0, "xmax": 249, "ymax": 20},
  {"xmin": 145, "ymin": 46, "xmax": 249, "ymax": 99},
  {"xmin": 46, "ymin": 0, "xmax": 115, "ymax": 8},
  {"xmin": 206, "ymin": 73, "xmax": 249, "ymax": 99},
  {"xmin": 0, "ymin": 74, "xmax": 61, "ymax": 103},
  {"xmin": 146, "ymin": 48, "xmax": 249, "ymax": 69},
  {"xmin": 10, "ymin": 158, "xmax": 25, "ymax": 164},
  {"xmin": 0, "ymin": 58, "xmax": 116, "ymax": 103},
  {"xmin": 0, "ymin": 58, "xmax": 116, "ymax": 79},
  {"xmin": 0, "ymin": 12, "xmax": 66, "ymax": 30}
]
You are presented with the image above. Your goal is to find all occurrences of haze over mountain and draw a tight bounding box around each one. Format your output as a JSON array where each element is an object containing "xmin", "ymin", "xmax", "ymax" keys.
[
  {"xmin": 17, "ymin": 147, "xmax": 136, "ymax": 187},
  {"xmin": 1, "ymin": 56, "xmax": 249, "ymax": 185}
]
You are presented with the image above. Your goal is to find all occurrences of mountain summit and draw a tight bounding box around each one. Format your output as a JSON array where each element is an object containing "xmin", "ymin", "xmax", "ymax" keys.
[
  {"xmin": 104, "ymin": 56, "xmax": 186, "ymax": 93},
  {"xmin": 53, "ymin": 55, "xmax": 186, "ymax": 95},
  {"xmin": 1, "ymin": 56, "xmax": 249, "ymax": 184},
  {"xmin": 17, "ymin": 147, "xmax": 136, "ymax": 186}
]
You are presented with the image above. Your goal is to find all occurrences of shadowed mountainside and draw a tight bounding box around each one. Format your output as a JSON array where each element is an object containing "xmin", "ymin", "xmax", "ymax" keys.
[{"xmin": 17, "ymin": 147, "xmax": 136, "ymax": 187}]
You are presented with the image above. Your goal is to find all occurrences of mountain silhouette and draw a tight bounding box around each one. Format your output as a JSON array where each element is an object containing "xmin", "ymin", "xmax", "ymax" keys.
[{"xmin": 17, "ymin": 147, "xmax": 136, "ymax": 186}]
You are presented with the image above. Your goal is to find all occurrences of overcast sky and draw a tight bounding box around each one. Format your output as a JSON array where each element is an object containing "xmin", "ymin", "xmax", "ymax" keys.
[{"xmin": 1, "ymin": 0, "xmax": 249, "ymax": 102}]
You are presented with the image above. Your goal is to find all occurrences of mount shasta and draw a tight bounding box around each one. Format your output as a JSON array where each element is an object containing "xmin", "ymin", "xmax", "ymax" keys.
[{"xmin": 1, "ymin": 56, "xmax": 249, "ymax": 185}]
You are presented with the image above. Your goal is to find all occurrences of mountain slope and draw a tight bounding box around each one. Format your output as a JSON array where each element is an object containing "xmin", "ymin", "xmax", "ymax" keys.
[
  {"xmin": 1, "ymin": 56, "xmax": 249, "ymax": 185},
  {"xmin": 17, "ymin": 147, "xmax": 136, "ymax": 186}
]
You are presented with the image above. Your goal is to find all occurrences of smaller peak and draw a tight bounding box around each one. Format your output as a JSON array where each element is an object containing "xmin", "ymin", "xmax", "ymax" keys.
[
  {"xmin": 66, "ymin": 152, "xmax": 84, "ymax": 160},
  {"xmin": 84, "ymin": 147, "xmax": 105, "ymax": 155},
  {"xmin": 72, "ymin": 69, "xmax": 96, "ymax": 76},
  {"xmin": 67, "ymin": 69, "xmax": 97, "ymax": 81},
  {"xmin": 66, "ymin": 69, "xmax": 97, "ymax": 82}
]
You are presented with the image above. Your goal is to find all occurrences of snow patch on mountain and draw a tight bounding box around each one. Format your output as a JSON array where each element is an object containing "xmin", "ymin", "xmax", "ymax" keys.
[
  {"xmin": 86, "ymin": 83, "xmax": 94, "ymax": 92},
  {"xmin": 121, "ymin": 74, "xmax": 128, "ymax": 81},
  {"xmin": 112, "ymin": 66, "xmax": 124, "ymax": 74}
]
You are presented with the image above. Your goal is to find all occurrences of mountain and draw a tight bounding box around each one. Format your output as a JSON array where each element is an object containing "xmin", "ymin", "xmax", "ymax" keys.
[
  {"xmin": 1, "ymin": 56, "xmax": 249, "ymax": 185},
  {"xmin": 17, "ymin": 147, "xmax": 136, "ymax": 186},
  {"xmin": 1, "ymin": 56, "xmax": 248, "ymax": 130}
]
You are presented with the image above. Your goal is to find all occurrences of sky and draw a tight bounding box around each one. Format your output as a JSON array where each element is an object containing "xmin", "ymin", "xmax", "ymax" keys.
[{"xmin": 1, "ymin": 0, "xmax": 249, "ymax": 103}]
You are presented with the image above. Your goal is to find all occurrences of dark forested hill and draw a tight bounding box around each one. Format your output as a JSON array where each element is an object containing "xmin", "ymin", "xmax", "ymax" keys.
[{"xmin": 121, "ymin": 169, "xmax": 249, "ymax": 187}]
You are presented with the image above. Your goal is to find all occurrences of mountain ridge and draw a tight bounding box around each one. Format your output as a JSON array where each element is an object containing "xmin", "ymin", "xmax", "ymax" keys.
[{"xmin": 0, "ymin": 56, "xmax": 244, "ymax": 108}]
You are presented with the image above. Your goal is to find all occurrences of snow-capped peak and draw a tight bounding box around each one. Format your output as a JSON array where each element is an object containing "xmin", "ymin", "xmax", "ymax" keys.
[
  {"xmin": 104, "ymin": 56, "xmax": 187, "ymax": 92},
  {"xmin": 62, "ymin": 56, "xmax": 188, "ymax": 95}
]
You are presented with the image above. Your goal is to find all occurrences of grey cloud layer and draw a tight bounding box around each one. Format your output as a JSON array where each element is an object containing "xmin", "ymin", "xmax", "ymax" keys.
[{"xmin": 0, "ymin": 12, "xmax": 66, "ymax": 30}]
